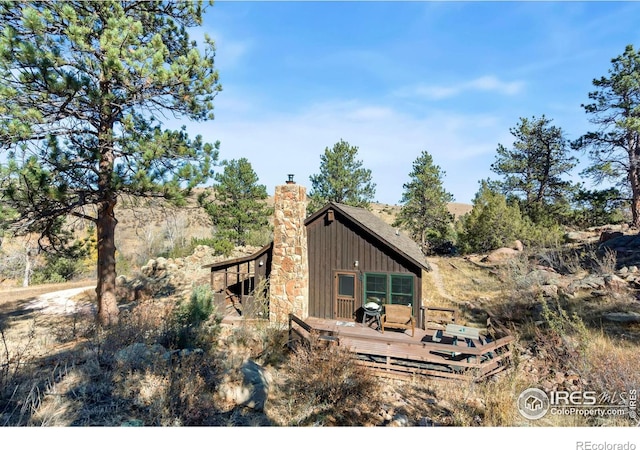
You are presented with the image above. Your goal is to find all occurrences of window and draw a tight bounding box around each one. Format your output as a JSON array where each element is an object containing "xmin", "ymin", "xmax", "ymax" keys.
[
  {"xmin": 364, "ymin": 273, "xmax": 387, "ymax": 304},
  {"xmin": 338, "ymin": 274, "xmax": 355, "ymax": 297},
  {"xmin": 364, "ymin": 273, "xmax": 414, "ymax": 307},
  {"xmin": 391, "ymin": 275, "xmax": 414, "ymax": 306}
]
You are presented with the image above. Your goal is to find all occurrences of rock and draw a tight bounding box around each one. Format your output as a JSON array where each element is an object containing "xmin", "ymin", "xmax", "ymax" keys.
[
  {"xmin": 539, "ymin": 285, "xmax": 559, "ymax": 299},
  {"xmin": 482, "ymin": 247, "xmax": 521, "ymax": 263},
  {"xmin": 237, "ymin": 359, "xmax": 271, "ymax": 412},
  {"xmin": 525, "ymin": 269, "xmax": 562, "ymax": 286},
  {"xmin": 390, "ymin": 413, "xmax": 409, "ymax": 427},
  {"xmin": 569, "ymin": 275, "xmax": 607, "ymax": 292},
  {"xmin": 600, "ymin": 234, "xmax": 640, "ymax": 253},
  {"xmin": 603, "ymin": 312, "xmax": 640, "ymax": 323},
  {"xmin": 418, "ymin": 417, "xmax": 437, "ymax": 427},
  {"xmin": 156, "ymin": 257, "xmax": 168, "ymax": 270},
  {"xmin": 565, "ymin": 231, "xmax": 597, "ymax": 243},
  {"xmin": 599, "ymin": 230, "xmax": 624, "ymax": 244},
  {"xmin": 604, "ymin": 274, "xmax": 627, "ymax": 290}
]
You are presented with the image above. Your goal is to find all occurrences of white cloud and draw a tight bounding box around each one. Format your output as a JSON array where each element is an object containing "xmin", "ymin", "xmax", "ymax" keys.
[
  {"xmin": 395, "ymin": 75, "xmax": 526, "ymax": 100},
  {"xmin": 182, "ymin": 99, "xmax": 510, "ymax": 205}
]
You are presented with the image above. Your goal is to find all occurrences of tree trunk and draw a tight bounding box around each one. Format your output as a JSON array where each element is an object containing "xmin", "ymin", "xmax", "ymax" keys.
[
  {"xmin": 96, "ymin": 98, "xmax": 119, "ymax": 326},
  {"xmin": 23, "ymin": 243, "xmax": 31, "ymax": 287},
  {"xmin": 631, "ymin": 175, "xmax": 640, "ymax": 229},
  {"xmin": 629, "ymin": 143, "xmax": 640, "ymax": 229},
  {"xmin": 96, "ymin": 196, "xmax": 119, "ymax": 325}
]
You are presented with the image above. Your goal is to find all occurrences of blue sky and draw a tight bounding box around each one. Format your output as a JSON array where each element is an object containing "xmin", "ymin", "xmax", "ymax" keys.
[{"xmin": 181, "ymin": 1, "xmax": 640, "ymax": 205}]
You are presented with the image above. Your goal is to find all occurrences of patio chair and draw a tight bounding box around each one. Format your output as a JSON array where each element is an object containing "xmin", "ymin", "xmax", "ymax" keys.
[{"xmin": 381, "ymin": 304, "xmax": 415, "ymax": 337}]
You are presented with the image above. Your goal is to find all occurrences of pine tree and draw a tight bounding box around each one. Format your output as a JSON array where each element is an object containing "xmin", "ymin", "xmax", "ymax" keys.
[
  {"xmin": 201, "ymin": 158, "xmax": 272, "ymax": 250},
  {"xmin": 491, "ymin": 115, "xmax": 577, "ymax": 224},
  {"xmin": 575, "ymin": 44, "xmax": 640, "ymax": 227},
  {"xmin": 0, "ymin": 1, "xmax": 221, "ymax": 325},
  {"xmin": 393, "ymin": 150, "xmax": 454, "ymax": 254},
  {"xmin": 308, "ymin": 139, "xmax": 376, "ymax": 213}
]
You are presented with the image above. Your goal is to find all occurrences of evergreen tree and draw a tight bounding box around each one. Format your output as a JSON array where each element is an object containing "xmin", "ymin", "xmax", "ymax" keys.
[
  {"xmin": 0, "ymin": 1, "xmax": 221, "ymax": 325},
  {"xmin": 571, "ymin": 187, "xmax": 627, "ymax": 228},
  {"xmin": 456, "ymin": 181, "xmax": 524, "ymax": 254},
  {"xmin": 574, "ymin": 45, "xmax": 640, "ymax": 227},
  {"xmin": 393, "ymin": 150, "xmax": 454, "ymax": 255},
  {"xmin": 490, "ymin": 115, "xmax": 577, "ymax": 224},
  {"xmin": 308, "ymin": 139, "xmax": 376, "ymax": 213},
  {"xmin": 201, "ymin": 158, "xmax": 272, "ymax": 250}
]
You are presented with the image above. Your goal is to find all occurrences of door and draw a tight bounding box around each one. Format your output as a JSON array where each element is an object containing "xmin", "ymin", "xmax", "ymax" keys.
[{"xmin": 334, "ymin": 271, "xmax": 358, "ymax": 321}]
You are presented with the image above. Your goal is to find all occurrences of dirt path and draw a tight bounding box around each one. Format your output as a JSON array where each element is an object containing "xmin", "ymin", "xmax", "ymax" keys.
[
  {"xmin": 22, "ymin": 286, "xmax": 96, "ymax": 315},
  {"xmin": 1, "ymin": 281, "xmax": 96, "ymax": 318},
  {"xmin": 426, "ymin": 258, "xmax": 455, "ymax": 302},
  {"xmin": 0, "ymin": 280, "xmax": 95, "ymax": 303}
]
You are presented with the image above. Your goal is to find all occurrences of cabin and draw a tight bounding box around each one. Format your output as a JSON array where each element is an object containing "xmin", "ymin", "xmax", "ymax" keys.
[
  {"xmin": 204, "ymin": 178, "xmax": 430, "ymax": 326},
  {"xmin": 204, "ymin": 178, "xmax": 513, "ymax": 381},
  {"xmin": 305, "ymin": 202, "xmax": 430, "ymax": 325}
]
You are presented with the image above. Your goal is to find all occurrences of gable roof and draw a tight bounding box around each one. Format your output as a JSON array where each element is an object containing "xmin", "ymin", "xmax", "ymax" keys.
[{"xmin": 305, "ymin": 202, "xmax": 431, "ymax": 272}]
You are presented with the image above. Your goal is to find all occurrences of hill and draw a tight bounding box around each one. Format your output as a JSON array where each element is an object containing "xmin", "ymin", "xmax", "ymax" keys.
[{"xmin": 0, "ymin": 191, "xmax": 472, "ymax": 287}]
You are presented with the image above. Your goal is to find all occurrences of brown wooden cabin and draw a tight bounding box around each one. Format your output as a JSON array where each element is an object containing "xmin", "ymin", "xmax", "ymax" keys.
[
  {"xmin": 305, "ymin": 202, "xmax": 431, "ymax": 325},
  {"xmin": 204, "ymin": 201, "xmax": 431, "ymax": 325}
]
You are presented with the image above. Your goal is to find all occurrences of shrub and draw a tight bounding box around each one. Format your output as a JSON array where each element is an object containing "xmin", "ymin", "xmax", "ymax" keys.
[
  {"xmin": 212, "ymin": 238, "xmax": 234, "ymax": 257},
  {"xmin": 31, "ymin": 254, "xmax": 84, "ymax": 284},
  {"xmin": 165, "ymin": 284, "xmax": 220, "ymax": 350},
  {"xmin": 180, "ymin": 284, "xmax": 215, "ymax": 325},
  {"xmin": 456, "ymin": 182, "xmax": 525, "ymax": 253},
  {"xmin": 280, "ymin": 340, "xmax": 382, "ymax": 426}
]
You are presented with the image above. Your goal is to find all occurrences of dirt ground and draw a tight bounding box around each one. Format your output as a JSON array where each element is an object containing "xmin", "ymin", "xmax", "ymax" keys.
[{"xmin": 1, "ymin": 280, "xmax": 96, "ymax": 303}]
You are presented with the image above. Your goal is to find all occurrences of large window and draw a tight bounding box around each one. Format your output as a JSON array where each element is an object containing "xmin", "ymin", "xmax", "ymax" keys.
[
  {"xmin": 364, "ymin": 273, "xmax": 414, "ymax": 307},
  {"xmin": 365, "ymin": 273, "xmax": 387, "ymax": 304},
  {"xmin": 391, "ymin": 275, "xmax": 413, "ymax": 306}
]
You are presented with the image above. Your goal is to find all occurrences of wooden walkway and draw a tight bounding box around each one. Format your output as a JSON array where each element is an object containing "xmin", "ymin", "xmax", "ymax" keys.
[{"xmin": 288, "ymin": 315, "xmax": 514, "ymax": 382}]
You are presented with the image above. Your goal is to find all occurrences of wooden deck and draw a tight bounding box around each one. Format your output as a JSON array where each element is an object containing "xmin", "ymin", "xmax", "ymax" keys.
[{"xmin": 288, "ymin": 314, "xmax": 514, "ymax": 382}]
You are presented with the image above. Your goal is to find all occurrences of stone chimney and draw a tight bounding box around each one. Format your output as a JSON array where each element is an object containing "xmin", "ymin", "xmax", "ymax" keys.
[{"xmin": 269, "ymin": 176, "xmax": 309, "ymax": 324}]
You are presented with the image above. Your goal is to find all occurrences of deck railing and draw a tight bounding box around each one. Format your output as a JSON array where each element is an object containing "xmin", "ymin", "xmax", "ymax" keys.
[{"xmin": 288, "ymin": 313, "xmax": 514, "ymax": 382}]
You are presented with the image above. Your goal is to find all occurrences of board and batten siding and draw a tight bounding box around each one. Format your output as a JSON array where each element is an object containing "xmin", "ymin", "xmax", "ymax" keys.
[{"xmin": 306, "ymin": 209, "xmax": 422, "ymax": 321}]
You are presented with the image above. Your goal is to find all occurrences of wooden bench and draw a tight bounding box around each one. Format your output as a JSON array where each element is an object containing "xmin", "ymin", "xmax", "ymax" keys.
[{"xmin": 381, "ymin": 304, "xmax": 415, "ymax": 337}]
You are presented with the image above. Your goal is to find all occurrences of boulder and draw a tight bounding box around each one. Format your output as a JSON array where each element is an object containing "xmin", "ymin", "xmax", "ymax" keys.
[
  {"xmin": 512, "ymin": 240, "xmax": 524, "ymax": 252},
  {"xmin": 565, "ymin": 231, "xmax": 597, "ymax": 243},
  {"xmin": 525, "ymin": 269, "xmax": 562, "ymax": 286},
  {"xmin": 603, "ymin": 312, "xmax": 640, "ymax": 323},
  {"xmin": 599, "ymin": 230, "xmax": 624, "ymax": 244},
  {"xmin": 115, "ymin": 343, "xmax": 167, "ymax": 370},
  {"xmin": 218, "ymin": 359, "xmax": 272, "ymax": 412},
  {"xmin": 600, "ymin": 234, "xmax": 640, "ymax": 253},
  {"xmin": 539, "ymin": 284, "xmax": 559, "ymax": 299},
  {"xmin": 482, "ymin": 247, "xmax": 521, "ymax": 263}
]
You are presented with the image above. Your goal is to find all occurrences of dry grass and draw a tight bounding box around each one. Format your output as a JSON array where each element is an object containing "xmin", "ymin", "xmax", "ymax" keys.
[{"xmin": 267, "ymin": 340, "xmax": 383, "ymax": 426}]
